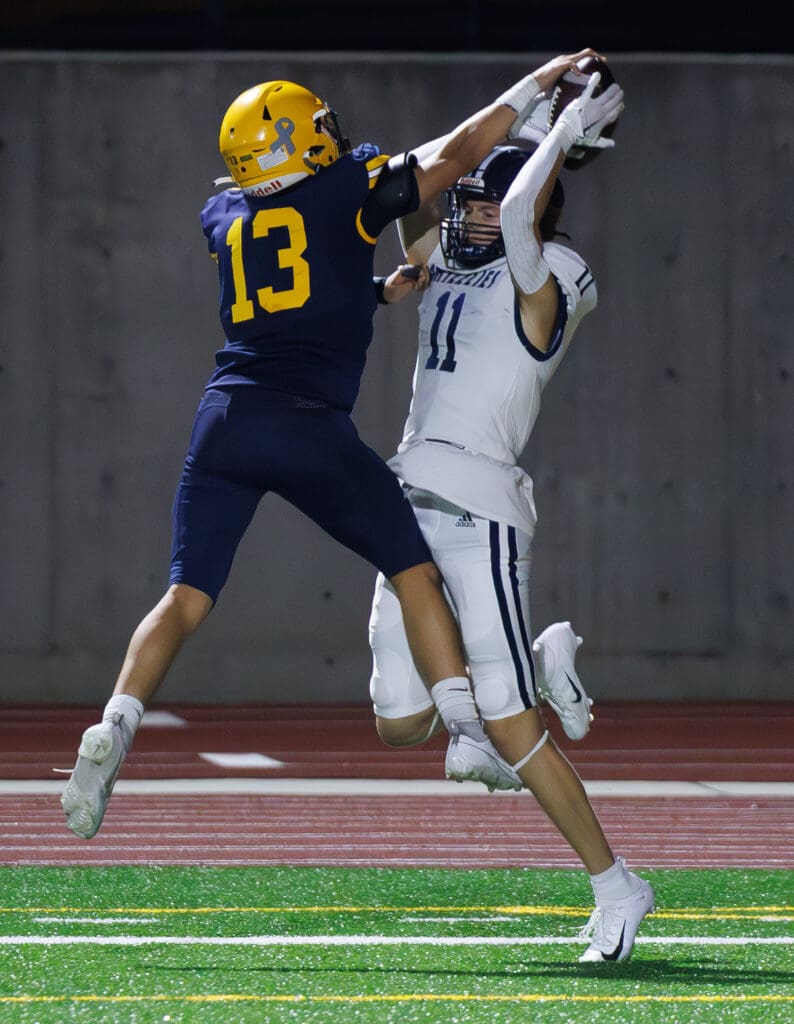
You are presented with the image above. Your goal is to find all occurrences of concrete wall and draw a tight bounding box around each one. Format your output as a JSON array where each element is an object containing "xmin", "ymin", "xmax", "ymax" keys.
[{"xmin": 1, "ymin": 52, "xmax": 792, "ymax": 705}]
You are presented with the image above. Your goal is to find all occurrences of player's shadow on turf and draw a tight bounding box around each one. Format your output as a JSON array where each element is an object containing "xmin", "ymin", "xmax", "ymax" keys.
[
  {"xmin": 512, "ymin": 958, "xmax": 794, "ymax": 986},
  {"xmin": 147, "ymin": 959, "xmax": 794, "ymax": 986}
]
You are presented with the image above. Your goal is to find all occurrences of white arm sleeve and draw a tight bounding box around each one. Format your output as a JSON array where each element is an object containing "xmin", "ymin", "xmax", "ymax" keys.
[{"xmin": 499, "ymin": 120, "xmax": 577, "ymax": 295}]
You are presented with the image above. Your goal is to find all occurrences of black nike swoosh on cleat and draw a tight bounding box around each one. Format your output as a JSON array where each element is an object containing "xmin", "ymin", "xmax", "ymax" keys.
[
  {"xmin": 565, "ymin": 673, "xmax": 583, "ymax": 703},
  {"xmin": 602, "ymin": 923, "xmax": 626, "ymax": 962}
]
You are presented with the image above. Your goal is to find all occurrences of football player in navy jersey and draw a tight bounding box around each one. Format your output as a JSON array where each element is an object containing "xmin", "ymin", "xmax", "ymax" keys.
[
  {"xmin": 368, "ymin": 73, "xmax": 655, "ymax": 963},
  {"xmin": 61, "ymin": 52, "xmax": 606, "ymax": 844}
]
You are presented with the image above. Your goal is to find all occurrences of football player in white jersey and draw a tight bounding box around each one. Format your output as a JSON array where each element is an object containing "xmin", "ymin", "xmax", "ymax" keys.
[{"xmin": 369, "ymin": 71, "xmax": 656, "ymax": 963}]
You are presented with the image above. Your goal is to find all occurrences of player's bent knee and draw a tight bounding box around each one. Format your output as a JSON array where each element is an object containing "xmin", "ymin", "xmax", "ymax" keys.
[
  {"xmin": 163, "ymin": 584, "xmax": 213, "ymax": 634},
  {"xmin": 376, "ymin": 709, "xmax": 438, "ymax": 747}
]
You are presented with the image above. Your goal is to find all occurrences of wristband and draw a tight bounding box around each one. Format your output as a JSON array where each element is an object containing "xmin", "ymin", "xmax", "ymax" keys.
[
  {"xmin": 495, "ymin": 73, "xmax": 541, "ymax": 114},
  {"xmin": 373, "ymin": 276, "xmax": 388, "ymax": 305}
]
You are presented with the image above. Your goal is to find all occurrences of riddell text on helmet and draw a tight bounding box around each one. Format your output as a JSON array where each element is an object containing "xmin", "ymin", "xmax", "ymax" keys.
[{"xmin": 243, "ymin": 179, "xmax": 286, "ymax": 197}]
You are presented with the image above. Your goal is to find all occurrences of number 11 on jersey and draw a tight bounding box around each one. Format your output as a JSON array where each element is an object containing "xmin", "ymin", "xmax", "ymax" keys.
[{"xmin": 425, "ymin": 290, "xmax": 464, "ymax": 373}]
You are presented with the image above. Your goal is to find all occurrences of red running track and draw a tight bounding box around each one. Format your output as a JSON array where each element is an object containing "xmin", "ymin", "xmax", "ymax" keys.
[
  {"xmin": 1, "ymin": 702, "xmax": 792, "ymax": 869},
  {"xmin": 2, "ymin": 793, "xmax": 792, "ymax": 869}
]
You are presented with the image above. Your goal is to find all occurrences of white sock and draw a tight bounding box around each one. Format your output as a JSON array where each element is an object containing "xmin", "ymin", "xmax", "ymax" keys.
[
  {"xmin": 430, "ymin": 676, "xmax": 479, "ymax": 730},
  {"xmin": 102, "ymin": 695, "xmax": 144, "ymax": 752},
  {"xmin": 590, "ymin": 857, "xmax": 640, "ymax": 903}
]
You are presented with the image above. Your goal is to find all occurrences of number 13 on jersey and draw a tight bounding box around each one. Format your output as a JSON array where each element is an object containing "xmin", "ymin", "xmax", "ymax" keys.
[{"xmin": 226, "ymin": 208, "xmax": 310, "ymax": 321}]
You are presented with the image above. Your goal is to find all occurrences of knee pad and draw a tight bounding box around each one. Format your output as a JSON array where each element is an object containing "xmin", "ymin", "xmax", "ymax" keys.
[
  {"xmin": 370, "ymin": 662, "xmax": 434, "ymax": 720},
  {"xmin": 369, "ymin": 574, "xmax": 434, "ymax": 720},
  {"xmin": 471, "ymin": 670, "xmax": 532, "ymax": 720}
]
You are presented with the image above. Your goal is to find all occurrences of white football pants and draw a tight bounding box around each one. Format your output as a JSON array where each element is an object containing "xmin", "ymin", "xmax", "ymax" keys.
[{"xmin": 369, "ymin": 496, "xmax": 537, "ymax": 721}]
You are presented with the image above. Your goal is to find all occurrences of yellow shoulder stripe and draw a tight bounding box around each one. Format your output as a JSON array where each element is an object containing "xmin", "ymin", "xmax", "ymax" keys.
[
  {"xmin": 355, "ymin": 209, "xmax": 378, "ymax": 245},
  {"xmin": 366, "ymin": 153, "xmax": 390, "ymax": 174},
  {"xmin": 366, "ymin": 153, "xmax": 391, "ymax": 189}
]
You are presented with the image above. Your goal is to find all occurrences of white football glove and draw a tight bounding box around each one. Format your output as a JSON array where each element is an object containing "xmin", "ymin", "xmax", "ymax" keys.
[{"xmin": 555, "ymin": 72, "xmax": 625, "ymax": 149}]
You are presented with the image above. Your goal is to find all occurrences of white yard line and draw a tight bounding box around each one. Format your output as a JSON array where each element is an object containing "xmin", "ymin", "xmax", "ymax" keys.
[{"xmin": 0, "ymin": 934, "xmax": 792, "ymax": 947}]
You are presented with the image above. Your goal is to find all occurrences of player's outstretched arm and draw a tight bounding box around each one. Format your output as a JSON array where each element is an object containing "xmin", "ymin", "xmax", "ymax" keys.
[
  {"xmin": 395, "ymin": 50, "xmax": 603, "ymax": 259},
  {"xmin": 500, "ymin": 70, "xmax": 623, "ymax": 350},
  {"xmin": 411, "ymin": 49, "xmax": 605, "ymax": 206}
]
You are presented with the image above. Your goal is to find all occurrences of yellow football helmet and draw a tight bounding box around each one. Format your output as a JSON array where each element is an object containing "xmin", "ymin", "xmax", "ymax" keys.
[{"xmin": 218, "ymin": 80, "xmax": 349, "ymax": 195}]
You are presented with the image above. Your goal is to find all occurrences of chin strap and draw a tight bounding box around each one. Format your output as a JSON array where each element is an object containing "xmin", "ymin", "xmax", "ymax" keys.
[{"xmin": 511, "ymin": 729, "xmax": 549, "ymax": 773}]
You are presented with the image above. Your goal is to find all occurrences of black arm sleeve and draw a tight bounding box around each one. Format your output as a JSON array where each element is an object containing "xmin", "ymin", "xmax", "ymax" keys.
[{"xmin": 359, "ymin": 153, "xmax": 420, "ymax": 239}]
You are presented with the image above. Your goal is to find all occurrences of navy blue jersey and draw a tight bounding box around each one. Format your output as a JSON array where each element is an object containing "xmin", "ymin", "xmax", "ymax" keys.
[{"xmin": 200, "ymin": 144, "xmax": 414, "ymax": 411}]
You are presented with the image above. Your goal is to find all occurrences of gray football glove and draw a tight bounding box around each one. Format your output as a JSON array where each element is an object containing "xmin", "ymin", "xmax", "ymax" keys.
[{"xmin": 508, "ymin": 94, "xmax": 551, "ymax": 145}]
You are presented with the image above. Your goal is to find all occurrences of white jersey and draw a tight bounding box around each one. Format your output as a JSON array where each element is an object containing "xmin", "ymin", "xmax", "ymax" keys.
[{"xmin": 389, "ymin": 241, "xmax": 597, "ymax": 535}]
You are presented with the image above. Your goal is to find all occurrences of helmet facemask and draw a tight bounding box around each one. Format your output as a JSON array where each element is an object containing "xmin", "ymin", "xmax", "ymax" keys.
[
  {"xmin": 440, "ymin": 185, "xmax": 506, "ymax": 268},
  {"xmin": 439, "ymin": 145, "xmax": 565, "ymax": 268},
  {"xmin": 310, "ymin": 108, "xmax": 351, "ymax": 169}
]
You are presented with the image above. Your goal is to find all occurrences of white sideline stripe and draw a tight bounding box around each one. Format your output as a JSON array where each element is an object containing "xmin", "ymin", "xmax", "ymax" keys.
[
  {"xmin": 199, "ymin": 753, "xmax": 286, "ymax": 769},
  {"xmin": 5, "ymin": 779, "xmax": 794, "ymax": 797},
  {"xmin": 140, "ymin": 712, "xmax": 187, "ymax": 728},
  {"xmin": 1, "ymin": 935, "xmax": 793, "ymax": 948}
]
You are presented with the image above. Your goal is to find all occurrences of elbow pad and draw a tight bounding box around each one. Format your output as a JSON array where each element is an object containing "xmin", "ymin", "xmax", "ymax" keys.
[
  {"xmin": 372, "ymin": 153, "xmax": 419, "ymax": 214},
  {"xmin": 360, "ymin": 153, "xmax": 420, "ymax": 238}
]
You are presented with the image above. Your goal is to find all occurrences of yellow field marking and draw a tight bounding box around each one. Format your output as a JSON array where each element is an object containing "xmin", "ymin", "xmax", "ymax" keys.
[
  {"xmin": 1, "ymin": 993, "xmax": 793, "ymax": 1006},
  {"xmin": 0, "ymin": 905, "xmax": 583, "ymax": 917},
  {"xmin": 2, "ymin": 904, "xmax": 793, "ymax": 922}
]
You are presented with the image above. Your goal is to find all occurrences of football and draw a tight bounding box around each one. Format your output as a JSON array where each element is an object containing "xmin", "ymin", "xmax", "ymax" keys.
[{"xmin": 547, "ymin": 56, "xmax": 619, "ymax": 169}]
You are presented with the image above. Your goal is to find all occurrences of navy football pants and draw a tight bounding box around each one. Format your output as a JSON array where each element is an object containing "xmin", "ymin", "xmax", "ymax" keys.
[{"xmin": 169, "ymin": 387, "xmax": 431, "ymax": 603}]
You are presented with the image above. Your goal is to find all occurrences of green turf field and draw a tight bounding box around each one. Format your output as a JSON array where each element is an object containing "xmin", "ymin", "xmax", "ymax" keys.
[{"xmin": 1, "ymin": 866, "xmax": 792, "ymax": 1022}]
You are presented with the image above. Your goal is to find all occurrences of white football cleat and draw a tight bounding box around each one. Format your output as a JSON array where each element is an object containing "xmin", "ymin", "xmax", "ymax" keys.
[
  {"xmin": 445, "ymin": 720, "xmax": 523, "ymax": 793},
  {"xmin": 579, "ymin": 866, "xmax": 655, "ymax": 963},
  {"xmin": 533, "ymin": 621, "xmax": 593, "ymax": 740},
  {"xmin": 60, "ymin": 715, "xmax": 132, "ymax": 839}
]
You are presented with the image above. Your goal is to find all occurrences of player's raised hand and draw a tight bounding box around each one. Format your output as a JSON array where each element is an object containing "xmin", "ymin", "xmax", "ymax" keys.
[
  {"xmin": 557, "ymin": 73, "xmax": 625, "ymax": 149},
  {"xmin": 530, "ymin": 48, "xmax": 607, "ymax": 96}
]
